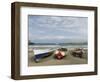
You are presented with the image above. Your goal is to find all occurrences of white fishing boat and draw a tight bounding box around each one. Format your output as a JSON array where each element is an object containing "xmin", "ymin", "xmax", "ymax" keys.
[{"xmin": 33, "ymin": 49, "xmax": 55, "ymax": 62}]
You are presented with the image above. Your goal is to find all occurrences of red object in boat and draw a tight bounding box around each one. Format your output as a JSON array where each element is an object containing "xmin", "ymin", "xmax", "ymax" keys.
[{"xmin": 55, "ymin": 50, "xmax": 65, "ymax": 59}]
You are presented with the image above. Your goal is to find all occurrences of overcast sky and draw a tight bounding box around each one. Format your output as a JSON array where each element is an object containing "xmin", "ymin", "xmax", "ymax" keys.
[{"xmin": 28, "ymin": 15, "xmax": 88, "ymax": 43}]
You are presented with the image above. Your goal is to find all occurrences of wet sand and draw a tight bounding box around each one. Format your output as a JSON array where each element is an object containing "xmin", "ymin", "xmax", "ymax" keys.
[{"xmin": 28, "ymin": 48, "xmax": 87, "ymax": 66}]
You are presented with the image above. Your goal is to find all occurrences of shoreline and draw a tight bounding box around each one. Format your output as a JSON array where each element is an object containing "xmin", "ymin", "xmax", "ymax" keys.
[{"xmin": 28, "ymin": 47, "xmax": 88, "ymax": 66}]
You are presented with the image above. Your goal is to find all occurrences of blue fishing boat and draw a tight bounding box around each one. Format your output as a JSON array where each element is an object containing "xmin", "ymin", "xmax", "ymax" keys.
[{"xmin": 33, "ymin": 49, "xmax": 54, "ymax": 62}]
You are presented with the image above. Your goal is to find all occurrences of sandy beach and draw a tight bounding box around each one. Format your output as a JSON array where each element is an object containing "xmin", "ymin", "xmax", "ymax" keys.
[{"xmin": 28, "ymin": 48, "xmax": 87, "ymax": 66}]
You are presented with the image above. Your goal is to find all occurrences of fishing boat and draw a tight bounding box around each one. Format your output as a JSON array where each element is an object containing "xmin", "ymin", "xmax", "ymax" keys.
[
  {"xmin": 33, "ymin": 49, "xmax": 54, "ymax": 62},
  {"xmin": 54, "ymin": 48, "xmax": 67, "ymax": 59}
]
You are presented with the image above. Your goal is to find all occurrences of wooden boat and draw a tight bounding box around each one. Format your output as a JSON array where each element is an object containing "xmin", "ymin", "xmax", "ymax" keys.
[
  {"xmin": 54, "ymin": 49, "xmax": 66, "ymax": 59},
  {"xmin": 72, "ymin": 48, "xmax": 83, "ymax": 58}
]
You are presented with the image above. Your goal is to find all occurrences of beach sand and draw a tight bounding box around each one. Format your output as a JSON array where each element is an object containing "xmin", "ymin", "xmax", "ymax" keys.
[{"xmin": 28, "ymin": 48, "xmax": 88, "ymax": 66}]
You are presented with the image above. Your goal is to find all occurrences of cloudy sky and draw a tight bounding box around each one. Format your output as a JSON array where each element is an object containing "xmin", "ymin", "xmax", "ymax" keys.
[{"xmin": 28, "ymin": 15, "xmax": 88, "ymax": 43}]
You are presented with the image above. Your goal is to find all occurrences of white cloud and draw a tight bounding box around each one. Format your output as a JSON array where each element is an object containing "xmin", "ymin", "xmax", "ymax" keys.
[{"xmin": 28, "ymin": 15, "xmax": 88, "ymax": 43}]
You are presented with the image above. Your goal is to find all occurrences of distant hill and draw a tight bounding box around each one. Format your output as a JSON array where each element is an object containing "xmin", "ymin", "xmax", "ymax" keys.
[
  {"xmin": 28, "ymin": 40, "xmax": 87, "ymax": 45},
  {"xmin": 28, "ymin": 40, "xmax": 35, "ymax": 45}
]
